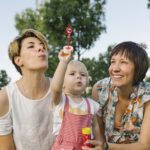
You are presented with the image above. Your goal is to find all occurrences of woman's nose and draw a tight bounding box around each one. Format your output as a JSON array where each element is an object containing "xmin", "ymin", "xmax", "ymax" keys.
[
  {"xmin": 37, "ymin": 44, "xmax": 44, "ymax": 52},
  {"xmin": 113, "ymin": 63, "xmax": 121, "ymax": 71}
]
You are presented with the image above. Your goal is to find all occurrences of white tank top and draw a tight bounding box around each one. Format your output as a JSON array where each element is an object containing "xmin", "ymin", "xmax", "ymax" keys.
[{"xmin": 4, "ymin": 81, "xmax": 53, "ymax": 150}]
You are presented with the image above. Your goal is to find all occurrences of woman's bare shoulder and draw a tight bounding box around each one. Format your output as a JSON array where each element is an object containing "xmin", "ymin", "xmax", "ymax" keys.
[{"xmin": 0, "ymin": 88, "xmax": 9, "ymax": 117}]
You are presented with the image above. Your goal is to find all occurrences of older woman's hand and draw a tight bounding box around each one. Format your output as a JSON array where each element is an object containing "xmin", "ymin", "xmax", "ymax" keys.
[{"xmin": 82, "ymin": 140, "xmax": 108, "ymax": 150}]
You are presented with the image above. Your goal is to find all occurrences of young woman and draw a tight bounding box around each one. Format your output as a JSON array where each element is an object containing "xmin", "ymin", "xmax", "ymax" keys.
[{"xmin": 0, "ymin": 29, "xmax": 53, "ymax": 150}]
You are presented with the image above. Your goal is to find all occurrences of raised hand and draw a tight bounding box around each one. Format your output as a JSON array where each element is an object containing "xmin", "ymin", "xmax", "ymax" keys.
[{"xmin": 58, "ymin": 45, "xmax": 73, "ymax": 64}]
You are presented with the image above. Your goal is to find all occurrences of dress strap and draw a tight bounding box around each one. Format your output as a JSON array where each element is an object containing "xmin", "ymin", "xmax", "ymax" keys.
[
  {"xmin": 85, "ymin": 97, "xmax": 91, "ymax": 114},
  {"xmin": 64, "ymin": 95, "xmax": 70, "ymax": 112}
]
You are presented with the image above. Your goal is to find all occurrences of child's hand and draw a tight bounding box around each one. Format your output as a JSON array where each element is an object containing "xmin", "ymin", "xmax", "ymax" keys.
[{"xmin": 58, "ymin": 45, "xmax": 73, "ymax": 64}]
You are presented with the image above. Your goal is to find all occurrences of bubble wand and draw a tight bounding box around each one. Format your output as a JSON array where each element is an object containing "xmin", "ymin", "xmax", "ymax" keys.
[{"xmin": 63, "ymin": 25, "xmax": 73, "ymax": 54}]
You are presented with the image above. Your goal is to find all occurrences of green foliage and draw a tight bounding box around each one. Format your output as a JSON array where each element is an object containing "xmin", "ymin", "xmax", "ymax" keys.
[
  {"xmin": 15, "ymin": 0, "xmax": 106, "ymax": 55},
  {"xmin": 148, "ymin": 0, "xmax": 150, "ymax": 8},
  {"xmin": 81, "ymin": 44, "xmax": 114, "ymax": 96},
  {"xmin": 145, "ymin": 76, "xmax": 150, "ymax": 82},
  {"xmin": 15, "ymin": 8, "xmax": 44, "ymax": 32},
  {"xmin": 15, "ymin": 0, "xmax": 106, "ymax": 78},
  {"xmin": 45, "ymin": 51, "xmax": 59, "ymax": 77},
  {"xmin": 81, "ymin": 45, "xmax": 114, "ymax": 87},
  {"xmin": 0, "ymin": 70, "xmax": 10, "ymax": 89}
]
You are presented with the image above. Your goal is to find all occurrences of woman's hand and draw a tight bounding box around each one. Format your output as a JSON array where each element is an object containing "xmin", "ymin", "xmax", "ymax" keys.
[{"xmin": 82, "ymin": 140, "xmax": 108, "ymax": 150}]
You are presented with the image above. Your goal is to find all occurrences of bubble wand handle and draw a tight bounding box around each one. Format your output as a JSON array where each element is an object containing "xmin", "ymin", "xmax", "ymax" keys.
[
  {"xmin": 62, "ymin": 25, "xmax": 73, "ymax": 55},
  {"xmin": 65, "ymin": 25, "xmax": 73, "ymax": 46}
]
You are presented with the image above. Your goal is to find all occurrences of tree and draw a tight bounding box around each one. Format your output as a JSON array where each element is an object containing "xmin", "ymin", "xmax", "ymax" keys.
[
  {"xmin": 15, "ymin": 0, "xmax": 106, "ymax": 76},
  {"xmin": 148, "ymin": 0, "xmax": 150, "ymax": 8},
  {"xmin": 15, "ymin": 0, "xmax": 106, "ymax": 59},
  {"xmin": 81, "ymin": 44, "xmax": 114, "ymax": 86},
  {"xmin": 45, "ymin": 51, "xmax": 59, "ymax": 77},
  {"xmin": 0, "ymin": 70, "xmax": 10, "ymax": 89},
  {"xmin": 79, "ymin": 45, "xmax": 113, "ymax": 96}
]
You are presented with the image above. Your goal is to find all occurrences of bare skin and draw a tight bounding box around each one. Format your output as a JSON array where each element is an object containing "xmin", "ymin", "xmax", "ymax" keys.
[
  {"xmin": 82, "ymin": 53, "xmax": 150, "ymax": 150},
  {"xmin": 0, "ymin": 37, "xmax": 50, "ymax": 149}
]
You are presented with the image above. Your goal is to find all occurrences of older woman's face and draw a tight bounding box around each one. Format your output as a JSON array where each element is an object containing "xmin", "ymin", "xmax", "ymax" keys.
[{"xmin": 109, "ymin": 53, "xmax": 135, "ymax": 88}]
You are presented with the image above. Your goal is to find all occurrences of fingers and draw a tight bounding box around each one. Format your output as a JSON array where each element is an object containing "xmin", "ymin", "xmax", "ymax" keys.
[
  {"xmin": 63, "ymin": 45, "xmax": 73, "ymax": 53},
  {"xmin": 58, "ymin": 45, "xmax": 73, "ymax": 63},
  {"xmin": 82, "ymin": 140, "xmax": 103, "ymax": 150},
  {"xmin": 82, "ymin": 146, "xmax": 100, "ymax": 150},
  {"xmin": 87, "ymin": 140, "xmax": 102, "ymax": 146}
]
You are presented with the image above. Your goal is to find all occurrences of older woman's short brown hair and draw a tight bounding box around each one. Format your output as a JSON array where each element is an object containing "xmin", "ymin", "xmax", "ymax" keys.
[
  {"xmin": 109, "ymin": 41, "xmax": 149, "ymax": 85},
  {"xmin": 8, "ymin": 29, "xmax": 50, "ymax": 75}
]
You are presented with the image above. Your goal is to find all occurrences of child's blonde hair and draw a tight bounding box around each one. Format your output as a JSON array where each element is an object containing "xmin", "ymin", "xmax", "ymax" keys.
[{"xmin": 8, "ymin": 29, "xmax": 50, "ymax": 75}]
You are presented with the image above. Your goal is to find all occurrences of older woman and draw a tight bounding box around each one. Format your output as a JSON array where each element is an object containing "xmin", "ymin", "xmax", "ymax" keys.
[
  {"xmin": 0, "ymin": 29, "xmax": 53, "ymax": 150},
  {"xmin": 83, "ymin": 41, "xmax": 150, "ymax": 150}
]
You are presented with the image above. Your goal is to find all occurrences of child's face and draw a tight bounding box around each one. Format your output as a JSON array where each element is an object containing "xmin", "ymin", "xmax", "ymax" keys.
[{"xmin": 64, "ymin": 62, "xmax": 88, "ymax": 95}]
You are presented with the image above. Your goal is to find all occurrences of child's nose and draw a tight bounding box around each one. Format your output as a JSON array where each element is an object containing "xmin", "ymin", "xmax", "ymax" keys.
[{"xmin": 77, "ymin": 74, "xmax": 81, "ymax": 79}]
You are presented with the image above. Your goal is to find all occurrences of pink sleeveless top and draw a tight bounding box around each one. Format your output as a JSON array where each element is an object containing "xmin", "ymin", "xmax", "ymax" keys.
[{"xmin": 51, "ymin": 95, "xmax": 93, "ymax": 150}]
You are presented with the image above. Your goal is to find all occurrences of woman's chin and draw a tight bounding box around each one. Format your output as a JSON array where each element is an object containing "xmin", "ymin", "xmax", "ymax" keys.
[
  {"xmin": 111, "ymin": 81, "xmax": 122, "ymax": 87},
  {"xmin": 34, "ymin": 65, "xmax": 48, "ymax": 72}
]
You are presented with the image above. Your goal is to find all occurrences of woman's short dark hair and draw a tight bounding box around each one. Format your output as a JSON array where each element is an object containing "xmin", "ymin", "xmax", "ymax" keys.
[{"xmin": 109, "ymin": 41, "xmax": 149, "ymax": 85}]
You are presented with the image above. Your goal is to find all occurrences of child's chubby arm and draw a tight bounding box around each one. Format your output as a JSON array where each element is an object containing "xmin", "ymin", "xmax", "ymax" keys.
[{"xmin": 51, "ymin": 46, "xmax": 73, "ymax": 106}]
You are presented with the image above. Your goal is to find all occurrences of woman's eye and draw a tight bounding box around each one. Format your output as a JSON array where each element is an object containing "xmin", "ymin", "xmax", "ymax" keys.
[
  {"xmin": 27, "ymin": 45, "xmax": 34, "ymax": 48},
  {"xmin": 40, "ymin": 44, "xmax": 45, "ymax": 49},
  {"xmin": 121, "ymin": 61, "xmax": 128, "ymax": 64},
  {"xmin": 110, "ymin": 60, "xmax": 115, "ymax": 64}
]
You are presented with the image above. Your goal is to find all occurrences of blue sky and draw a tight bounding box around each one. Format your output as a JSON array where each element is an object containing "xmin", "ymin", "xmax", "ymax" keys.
[{"xmin": 0, "ymin": 0, "xmax": 150, "ymax": 82}]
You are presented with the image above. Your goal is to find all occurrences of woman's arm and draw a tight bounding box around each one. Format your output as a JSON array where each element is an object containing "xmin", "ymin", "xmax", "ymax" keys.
[
  {"xmin": 108, "ymin": 100, "xmax": 150, "ymax": 150},
  {"xmin": 0, "ymin": 133, "xmax": 16, "ymax": 150},
  {"xmin": 93, "ymin": 115, "xmax": 105, "ymax": 142},
  {"xmin": 0, "ymin": 89, "xmax": 9, "ymax": 117},
  {"xmin": 82, "ymin": 101, "xmax": 150, "ymax": 150},
  {"xmin": 92, "ymin": 83, "xmax": 106, "ymax": 141},
  {"xmin": 92, "ymin": 83, "xmax": 99, "ymax": 102},
  {"xmin": 92, "ymin": 116, "xmax": 100, "ymax": 140},
  {"xmin": 0, "ymin": 89, "xmax": 16, "ymax": 150}
]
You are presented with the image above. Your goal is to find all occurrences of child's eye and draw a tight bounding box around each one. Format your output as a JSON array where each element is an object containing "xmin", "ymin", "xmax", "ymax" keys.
[
  {"xmin": 69, "ymin": 73, "xmax": 75, "ymax": 75},
  {"xmin": 81, "ymin": 73, "xmax": 86, "ymax": 76}
]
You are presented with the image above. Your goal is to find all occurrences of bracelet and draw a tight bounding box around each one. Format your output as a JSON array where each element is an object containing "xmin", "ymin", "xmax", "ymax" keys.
[{"xmin": 103, "ymin": 142, "xmax": 108, "ymax": 150}]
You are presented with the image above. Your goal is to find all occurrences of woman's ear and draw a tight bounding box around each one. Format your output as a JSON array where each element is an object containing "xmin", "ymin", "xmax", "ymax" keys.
[{"xmin": 14, "ymin": 56, "xmax": 23, "ymax": 67}]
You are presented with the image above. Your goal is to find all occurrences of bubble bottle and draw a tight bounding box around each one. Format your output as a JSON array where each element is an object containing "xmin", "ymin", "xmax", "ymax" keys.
[{"xmin": 82, "ymin": 127, "xmax": 92, "ymax": 148}]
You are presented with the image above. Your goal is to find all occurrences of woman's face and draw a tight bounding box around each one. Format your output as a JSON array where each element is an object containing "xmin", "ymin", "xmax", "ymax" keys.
[
  {"xmin": 16, "ymin": 37, "xmax": 49, "ymax": 72},
  {"xmin": 109, "ymin": 53, "xmax": 135, "ymax": 88}
]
